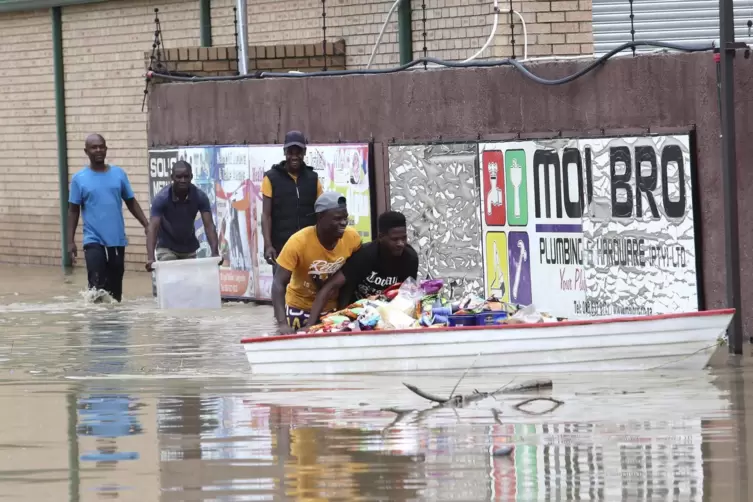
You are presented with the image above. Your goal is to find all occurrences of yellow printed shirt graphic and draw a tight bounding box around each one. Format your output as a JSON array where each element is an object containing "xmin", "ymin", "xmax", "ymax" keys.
[
  {"xmin": 485, "ymin": 231, "xmax": 510, "ymax": 303},
  {"xmin": 276, "ymin": 226, "xmax": 363, "ymax": 311}
]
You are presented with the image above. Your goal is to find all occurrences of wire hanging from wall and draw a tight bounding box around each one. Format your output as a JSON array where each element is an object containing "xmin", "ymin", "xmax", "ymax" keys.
[
  {"xmin": 233, "ymin": 6, "xmax": 240, "ymax": 71},
  {"xmin": 629, "ymin": 0, "xmax": 636, "ymax": 56},
  {"xmin": 147, "ymin": 41, "xmax": 715, "ymax": 84},
  {"xmin": 421, "ymin": 0, "xmax": 427, "ymax": 69},
  {"xmin": 142, "ymin": 8, "xmax": 168, "ymax": 112},
  {"xmin": 508, "ymin": 0, "xmax": 516, "ymax": 59},
  {"xmin": 322, "ymin": 0, "xmax": 328, "ymax": 71}
]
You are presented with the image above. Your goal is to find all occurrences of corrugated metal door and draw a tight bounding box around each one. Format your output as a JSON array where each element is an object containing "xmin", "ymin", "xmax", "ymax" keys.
[{"xmin": 593, "ymin": 0, "xmax": 753, "ymax": 55}]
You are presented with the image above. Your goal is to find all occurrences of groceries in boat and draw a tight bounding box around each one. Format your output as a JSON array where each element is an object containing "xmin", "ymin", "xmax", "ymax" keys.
[{"xmin": 303, "ymin": 277, "xmax": 564, "ymax": 334}]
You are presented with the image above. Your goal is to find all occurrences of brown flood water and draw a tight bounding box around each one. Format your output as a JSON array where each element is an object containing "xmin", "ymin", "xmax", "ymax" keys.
[{"xmin": 1, "ymin": 264, "xmax": 752, "ymax": 501}]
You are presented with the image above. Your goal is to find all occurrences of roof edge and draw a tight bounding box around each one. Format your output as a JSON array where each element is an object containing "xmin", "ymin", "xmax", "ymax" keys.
[{"xmin": 0, "ymin": 0, "xmax": 107, "ymax": 14}]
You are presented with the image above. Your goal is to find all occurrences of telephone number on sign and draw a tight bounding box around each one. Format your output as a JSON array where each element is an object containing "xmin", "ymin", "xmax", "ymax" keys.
[{"xmin": 573, "ymin": 300, "xmax": 654, "ymax": 317}]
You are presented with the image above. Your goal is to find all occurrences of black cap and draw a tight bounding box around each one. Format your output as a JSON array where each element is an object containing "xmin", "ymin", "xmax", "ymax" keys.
[{"xmin": 283, "ymin": 130, "xmax": 307, "ymax": 149}]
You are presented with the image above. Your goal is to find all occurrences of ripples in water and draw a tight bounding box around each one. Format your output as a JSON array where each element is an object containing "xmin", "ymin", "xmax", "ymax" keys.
[{"xmin": 0, "ymin": 265, "xmax": 750, "ymax": 501}]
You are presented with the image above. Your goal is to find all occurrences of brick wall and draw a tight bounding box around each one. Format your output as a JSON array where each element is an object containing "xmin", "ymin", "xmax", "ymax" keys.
[
  {"xmin": 0, "ymin": 0, "xmax": 593, "ymax": 271},
  {"xmin": 208, "ymin": 0, "xmax": 593, "ymax": 69},
  {"xmin": 0, "ymin": 10, "xmax": 60, "ymax": 266},
  {"xmin": 62, "ymin": 0, "xmax": 200, "ymax": 270},
  {"xmin": 419, "ymin": 0, "xmax": 593, "ymax": 60},
  {"xmin": 146, "ymin": 40, "xmax": 346, "ymax": 77}
]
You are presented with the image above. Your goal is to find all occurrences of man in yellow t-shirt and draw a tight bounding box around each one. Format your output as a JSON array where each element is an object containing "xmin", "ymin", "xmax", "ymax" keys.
[
  {"xmin": 261, "ymin": 131, "xmax": 324, "ymax": 267},
  {"xmin": 272, "ymin": 191, "xmax": 362, "ymax": 334}
]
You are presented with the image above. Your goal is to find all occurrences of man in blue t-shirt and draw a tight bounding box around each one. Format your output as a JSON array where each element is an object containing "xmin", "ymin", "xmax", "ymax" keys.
[
  {"xmin": 68, "ymin": 134, "xmax": 149, "ymax": 302},
  {"xmin": 145, "ymin": 160, "xmax": 221, "ymax": 271}
]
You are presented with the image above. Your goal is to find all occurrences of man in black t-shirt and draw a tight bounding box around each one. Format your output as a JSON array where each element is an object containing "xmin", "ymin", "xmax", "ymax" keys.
[{"xmin": 303, "ymin": 211, "xmax": 419, "ymax": 328}]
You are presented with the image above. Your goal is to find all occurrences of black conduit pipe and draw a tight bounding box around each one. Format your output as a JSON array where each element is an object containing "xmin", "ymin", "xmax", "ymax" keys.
[{"xmin": 145, "ymin": 41, "xmax": 715, "ymax": 85}]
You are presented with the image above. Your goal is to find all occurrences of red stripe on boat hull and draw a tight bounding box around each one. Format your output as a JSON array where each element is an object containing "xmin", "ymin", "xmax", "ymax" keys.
[{"xmin": 240, "ymin": 308, "xmax": 736, "ymax": 344}]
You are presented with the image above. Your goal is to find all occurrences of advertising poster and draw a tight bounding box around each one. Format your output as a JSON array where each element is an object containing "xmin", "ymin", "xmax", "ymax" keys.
[
  {"xmin": 148, "ymin": 149, "xmax": 178, "ymax": 201},
  {"xmin": 247, "ymin": 146, "xmax": 280, "ymax": 300},
  {"xmin": 306, "ymin": 144, "xmax": 372, "ymax": 241},
  {"xmin": 214, "ymin": 146, "xmax": 256, "ymax": 299},
  {"xmin": 480, "ymin": 135, "xmax": 698, "ymax": 319},
  {"xmin": 148, "ymin": 143, "xmax": 373, "ymax": 302}
]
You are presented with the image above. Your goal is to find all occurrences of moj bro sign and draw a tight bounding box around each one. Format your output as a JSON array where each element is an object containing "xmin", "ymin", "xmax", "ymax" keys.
[{"xmin": 479, "ymin": 134, "xmax": 697, "ymax": 319}]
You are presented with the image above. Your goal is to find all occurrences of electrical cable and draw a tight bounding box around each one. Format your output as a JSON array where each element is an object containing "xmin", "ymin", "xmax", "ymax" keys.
[
  {"xmin": 146, "ymin": 41, "xmax": 715, "ymax": 85},
  {"xmin": 462, "ymin": 0, "xmax": 500, "ymax": 62},
  {"xmin": 367, "ymin": 0, "xmax": 402, "ymax": 69},
  {"xmin": 512, "ymin": 10, "xmax": 527, "ymax": 61}
]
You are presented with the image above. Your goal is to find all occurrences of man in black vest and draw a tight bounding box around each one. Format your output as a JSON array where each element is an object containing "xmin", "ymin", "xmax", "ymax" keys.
[{"xmin": 261, "ymin": 130, "xmax": 323, "ymax": 267}]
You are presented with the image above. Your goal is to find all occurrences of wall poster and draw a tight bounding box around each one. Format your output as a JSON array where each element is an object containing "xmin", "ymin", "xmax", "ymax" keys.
[
  {"xmin": 479, "ymin": 134, "xmax": 698, "ymax": 319},
  {"xmin": 147, "ymin": 143, "xmax": 373, "ymax": 302}
]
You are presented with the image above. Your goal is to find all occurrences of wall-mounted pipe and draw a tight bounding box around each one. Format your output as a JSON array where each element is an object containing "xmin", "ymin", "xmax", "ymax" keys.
[
  {"xmin": 52, "ymin": 6, "xmax": 70, "ymax": 270},
  {"xmin": 200, "ymin": 0, "xmax": 212, "ymax": 47},
  {"xmin": 236, "ymin": 0, "xmax": 248, "ymax": 74},
  {"xmin": 397, "ymin": 0, "xmax": 413, "ymax": 65}
]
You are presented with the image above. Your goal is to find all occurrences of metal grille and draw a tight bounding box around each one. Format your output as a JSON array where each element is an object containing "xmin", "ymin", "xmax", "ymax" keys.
[{"xmin": 593, "ymin": 0, "xmax": 753, "ymax": 55}]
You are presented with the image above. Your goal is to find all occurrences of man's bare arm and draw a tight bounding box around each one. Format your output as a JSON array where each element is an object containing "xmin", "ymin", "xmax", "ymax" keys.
[
  {"xmin": 262, "ymin": 196, "xmax": 276, "ymax": 263},
  {"xmin": 272, "ymin": 267, "xmax": 294, "ymax": 334},
  {"xmin": 67, "ymin": 203, "xmax": 80, "ymax": 264},
  {"xmin": 201, "ymin": 212, "xmax": 220, "ymax": 258},
  {"xmin": 145, "ymin": 216, "xmax": 161, "ymax": 270},
  {"xmin": 304, "ymin": 271, "xmax": 347, "ymax": 328},
  {"xmin": 124, "ymin": 198, "xmax": 149, "ymax": 229}
]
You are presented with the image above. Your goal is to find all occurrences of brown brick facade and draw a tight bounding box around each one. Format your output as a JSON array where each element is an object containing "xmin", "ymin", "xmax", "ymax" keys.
[
  {"xmin": 145, "ymin": 40, "xmax": 347, "ymax": 77},
  {"xmin": 0, "ymin": 10, "xmax": 60, "ymax": 266},
  {"xmin": 206, "ymin": 0, "xmax": 593, "ymax": 69}
]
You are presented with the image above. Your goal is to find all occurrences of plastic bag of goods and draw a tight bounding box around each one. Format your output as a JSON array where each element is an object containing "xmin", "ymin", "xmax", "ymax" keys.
[
  {"xmin": 377, "ymin": 304, "xmax": 417, "ymax": 330},
  {"xmin": 388, "ymin": 277, "xmax": 424, "ymax": 317},
  {"xmin": 510, "ymin": 304, "xmax": 547, "ymax": 323}
]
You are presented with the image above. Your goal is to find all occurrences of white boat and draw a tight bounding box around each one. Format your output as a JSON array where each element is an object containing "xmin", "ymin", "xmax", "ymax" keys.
[{"xmin": 240, "ymin": 309, "xmax": 734, "ymax": 375}]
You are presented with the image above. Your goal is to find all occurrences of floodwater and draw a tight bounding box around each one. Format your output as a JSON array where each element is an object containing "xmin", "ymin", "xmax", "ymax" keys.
[{"xmin": 1, "ymin": 265, "xmax": 752, "ymax": 501}]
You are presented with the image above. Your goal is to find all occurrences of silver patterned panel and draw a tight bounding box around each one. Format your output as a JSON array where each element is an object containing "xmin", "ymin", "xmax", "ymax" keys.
[{"xmin": 388, "ymin": 144, "xmax": 483, "ymax": 299}]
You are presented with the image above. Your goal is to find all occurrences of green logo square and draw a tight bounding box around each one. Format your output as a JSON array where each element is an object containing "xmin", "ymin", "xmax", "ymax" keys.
[{"xmin": 505, "ymin": 150, "xmax": 528, "ymax": 226}]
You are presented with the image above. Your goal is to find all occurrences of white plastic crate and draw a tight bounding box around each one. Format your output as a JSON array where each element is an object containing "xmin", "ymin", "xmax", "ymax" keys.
[{"xmin": 153, "ymin": 256, "xmax": 222, "ymax": 310}]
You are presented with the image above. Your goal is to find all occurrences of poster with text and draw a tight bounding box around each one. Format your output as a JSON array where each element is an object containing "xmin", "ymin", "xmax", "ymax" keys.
[
  {"xmin": 214, "ymin": 147, "xmax": 256, "ymax": 299},
  {"xmin": 480, "ymin": 135, "xmax": 698, "ymax": 319},
  {"xmin": 148, "ymin": 149, "xmax": 178, "ymax": 202}
]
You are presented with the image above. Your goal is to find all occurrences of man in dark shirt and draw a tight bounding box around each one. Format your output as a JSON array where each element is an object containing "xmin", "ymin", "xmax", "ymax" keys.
[
  {"xmin": 261, "ymin": 130, "xmax": 323, "ymax": 268},
  {"xmin": 145, "ymin": 160, "xmax": 221, "ymax": 271},
  {"xmin": 303, "ymin": 211, "xmax": 419, "ymax": 328}
]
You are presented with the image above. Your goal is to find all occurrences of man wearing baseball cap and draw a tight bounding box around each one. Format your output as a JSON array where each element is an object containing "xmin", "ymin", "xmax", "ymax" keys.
[
  {"xmin": 271, "ymin": 191, "xmax": 362, "ymax": 335},
  {"xmin": 261, "ymin": 130, "xmax": 324, "ymax": 268}
]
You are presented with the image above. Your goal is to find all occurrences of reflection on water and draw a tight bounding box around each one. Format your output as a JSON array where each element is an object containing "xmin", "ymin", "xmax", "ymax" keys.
[{"xmin": 0, "ymin": 264, "xmax": 751, "ymax": 501}]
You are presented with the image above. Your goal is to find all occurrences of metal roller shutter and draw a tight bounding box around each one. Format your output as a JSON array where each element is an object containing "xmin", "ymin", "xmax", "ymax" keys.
[{"xmin": 593, "ymin": 0, "xmax": 753, "ymax": 55}]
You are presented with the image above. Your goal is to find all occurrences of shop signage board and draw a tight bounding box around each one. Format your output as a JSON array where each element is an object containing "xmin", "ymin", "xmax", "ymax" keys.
[{"xmin": 479, "ymin": 134, "xmax": 698, "ymax": 318}]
